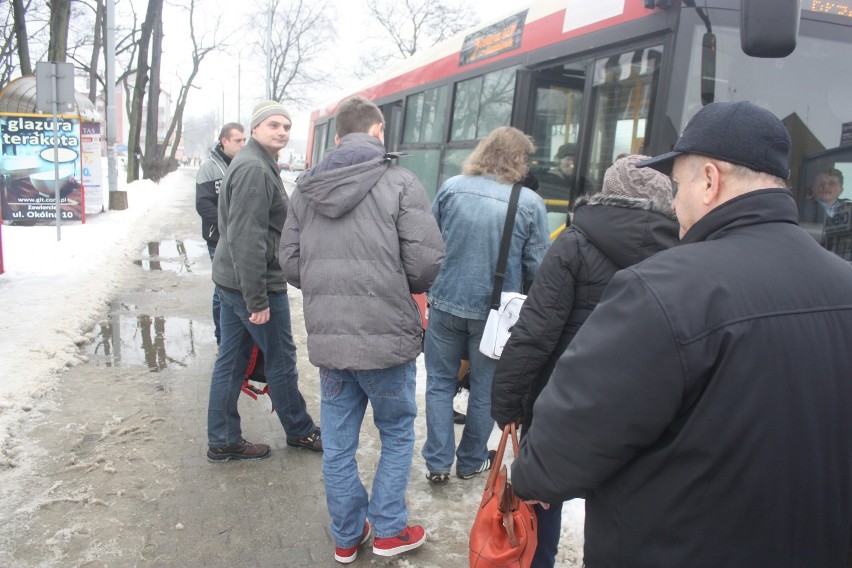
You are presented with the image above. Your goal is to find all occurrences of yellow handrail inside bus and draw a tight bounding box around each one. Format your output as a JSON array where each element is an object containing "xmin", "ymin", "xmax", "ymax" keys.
[{"xmin": 550, "ymin": 224, "xmax": 566, "ymax": 240}]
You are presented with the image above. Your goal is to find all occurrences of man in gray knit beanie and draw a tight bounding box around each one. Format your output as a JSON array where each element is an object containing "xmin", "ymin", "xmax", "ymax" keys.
[
  {"xmin": 207, "ymin": 96, "xmax": 323, "ymax": 460},
  {"xmin": 601, "ymin": 154, "xmax": 673, "ymax": 209},
  {"xmin": 250, "ymin": 100, "xmax": 291, "ymax": 130}
]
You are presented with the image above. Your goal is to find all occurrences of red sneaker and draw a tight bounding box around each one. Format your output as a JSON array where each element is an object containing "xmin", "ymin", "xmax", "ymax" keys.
[
  {"xmin": 372, "ymin": 525, "xmax": 426, "ymax": 557},
  {"xmin": 334, "ymin": 521, "xmax": 372, "ymax": 564}
]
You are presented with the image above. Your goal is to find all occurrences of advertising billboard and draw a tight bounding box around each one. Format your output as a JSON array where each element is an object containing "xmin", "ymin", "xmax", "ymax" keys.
[{"xmin": 0, "ymin": 113, "xmax": 84, "ymax": 224}]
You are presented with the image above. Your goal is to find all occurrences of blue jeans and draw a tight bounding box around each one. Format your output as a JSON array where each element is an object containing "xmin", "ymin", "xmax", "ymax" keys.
[
  {"xmin": 320, "ymin": 361, "xmax": 417, "ymax": 546},
  {"xmin": 207, "ymin": 287, "xmax": 315, "ymax": 447},
  {"xmin": 207, "ymin": 246, "xmax": 221, "ymax": 344},
  {"xmin": 531, "ymin": 501, "xmax": 563, "ymax": 567},
  {"xmin": 422, "ymin": 308, "xmax": 497, "ymax": 476}
]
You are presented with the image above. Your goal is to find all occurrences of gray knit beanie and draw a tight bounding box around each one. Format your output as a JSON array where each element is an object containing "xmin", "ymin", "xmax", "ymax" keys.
[
  {"xmin": 602, "ymin": 154, "xmax": 673, "ymax": 205},
  {"xmin": 250, "ymin": 100, "xmax": 291, "ymax": 129}
]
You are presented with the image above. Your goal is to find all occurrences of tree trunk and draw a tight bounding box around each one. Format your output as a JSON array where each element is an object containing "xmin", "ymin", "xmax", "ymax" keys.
[
  {"xmin": 127, "ymin": 0, "xmax": 163, "ymax": 183},
  {"xmin": 88, "ymin": 0, "xmax": 104, "ymax": 103},
  {"xmin": 48, "ymin": 0, "xmax": 72, "ymax": 63},
  {"xmin": 142, "ymin": 14, "xmax": 164, "ymax": 180},
  {"xmin": 11, "ymin": 0, "xmax": 31, "ymax": 75}
]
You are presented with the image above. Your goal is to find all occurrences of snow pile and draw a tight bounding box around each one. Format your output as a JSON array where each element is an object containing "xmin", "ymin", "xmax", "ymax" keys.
[{"xmin": 0, "ymin": 172, "xmax": 171, "ymax": 467}]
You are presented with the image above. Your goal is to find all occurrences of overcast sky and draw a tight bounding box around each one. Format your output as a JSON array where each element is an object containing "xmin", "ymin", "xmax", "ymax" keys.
[{"xmin": 158, "ymin": 0, "xmax": 526, "ymax": 151}]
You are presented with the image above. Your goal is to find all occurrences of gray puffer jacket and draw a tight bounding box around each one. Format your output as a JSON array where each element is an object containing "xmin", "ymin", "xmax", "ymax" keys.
[{"xmin": 280, "ymin": 133, "xmax": 444, "ymax": 370}]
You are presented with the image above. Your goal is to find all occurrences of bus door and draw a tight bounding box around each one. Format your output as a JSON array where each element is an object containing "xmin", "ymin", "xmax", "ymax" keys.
[
  {"xmin": 584, "ymin": 44, "xmax": 665, "ymax": 198},
  {"xmin": 515, "ymin": 67, "xmax": 586, "ymax": 235}
]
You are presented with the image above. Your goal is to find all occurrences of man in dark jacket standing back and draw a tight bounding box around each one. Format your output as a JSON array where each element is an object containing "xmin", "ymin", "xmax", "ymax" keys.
[
  {"xmin": 207, "ymin": 101, "xmax": 321, "ymax": 463},
  {"xmin": 195, "ymin": 122, "xmax": 246, "ymax": 344},
  {"xmin": 512, "ymin": 101, "xmax": 852, "ymax": 567},
  {"xmin": 280, "ymin": 96, "xmax": 444, "ymax": 564}
]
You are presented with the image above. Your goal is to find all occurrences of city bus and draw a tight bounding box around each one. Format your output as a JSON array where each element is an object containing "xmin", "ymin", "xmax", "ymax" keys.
[{"xmin": 306, "ymin": 0, "xmax": 852, "ymax": 255}]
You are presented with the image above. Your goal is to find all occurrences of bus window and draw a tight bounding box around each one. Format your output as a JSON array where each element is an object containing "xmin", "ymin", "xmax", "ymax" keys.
[
  {"xmin": 403, "ymin": 149, "xmax": 443, "ymax": 202},
  {"xmin": 586, "ymin": 46, "xmax": 664, "ymax": 197},
  {"xmin": 450, "ymin": 66, "xmax": 518, "ymax": 142},
  {"xmin": 525, "ymin": 63, "xmax": 587, "ymax": 216},
  {"xmin": 403, "ymin": 87, "xmax": 449, "ymax": 144},
  {"xmin": 325, "ymin": 118, "xmax": 336, "ymax": 151},
  {"xmin": 311, "ymin": 122, "xmax": 329, "ymax": 167}
]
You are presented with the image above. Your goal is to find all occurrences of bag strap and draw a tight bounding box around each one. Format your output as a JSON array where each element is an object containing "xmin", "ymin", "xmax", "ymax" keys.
[
  {"xmin": 484, "ymin": 423, "xmax": 520, "ymax": 493},
  {"xmin": 488, "ymin": 183, "xmax": 523, "ymax": 310}
]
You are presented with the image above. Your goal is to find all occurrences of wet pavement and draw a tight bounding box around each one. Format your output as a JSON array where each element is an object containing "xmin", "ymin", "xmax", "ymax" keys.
[{"xmin": 0, "ymin": 168, "xmax": 502, "ymax": 568}]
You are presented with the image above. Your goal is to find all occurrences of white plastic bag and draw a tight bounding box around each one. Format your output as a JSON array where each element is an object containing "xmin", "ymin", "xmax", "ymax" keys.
[{"xmin": 479, "ymin": 292, "xmax": 526, "ymax": 359}]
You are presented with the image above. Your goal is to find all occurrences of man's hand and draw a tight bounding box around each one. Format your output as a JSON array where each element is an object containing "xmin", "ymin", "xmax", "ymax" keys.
[
  {"xmin": 497, "ymin": 417, "xmax": 524, "ymax": 431},
  {"xmin": 249, "ymin": 308, "xmax": 270, "ymax": 324}
]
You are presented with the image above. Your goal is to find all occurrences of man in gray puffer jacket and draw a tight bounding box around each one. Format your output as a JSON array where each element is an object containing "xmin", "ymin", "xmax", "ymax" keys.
[{"xmin": 280, "ymin": 96, "xmax": 444, "ymax": 563}]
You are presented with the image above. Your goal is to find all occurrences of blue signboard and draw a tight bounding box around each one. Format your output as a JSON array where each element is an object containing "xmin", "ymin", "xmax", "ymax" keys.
[{"xmin": 0, "ymin": 113, "xmax": 84, "ymax": 224}]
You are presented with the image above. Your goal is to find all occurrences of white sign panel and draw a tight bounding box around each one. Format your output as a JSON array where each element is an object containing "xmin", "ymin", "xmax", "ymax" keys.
[{"xmin": 563, "ymin": 0, "xmax": 626, "ymax": 33}]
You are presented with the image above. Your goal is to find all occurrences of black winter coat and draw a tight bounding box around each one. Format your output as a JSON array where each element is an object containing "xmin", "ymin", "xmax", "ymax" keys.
[
  {"xmin": 491, "ymin": 195, "xmax": 678, "ymax": 431},
  {"xmin": 513, "ymin": 189, "xmax": 852, "ymax": 567}
]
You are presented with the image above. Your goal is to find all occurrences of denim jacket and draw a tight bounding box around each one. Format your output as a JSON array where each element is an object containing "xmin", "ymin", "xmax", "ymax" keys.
[{"xmin": 428, "ymin": 174, "xmax": 550, "ymax": 320}]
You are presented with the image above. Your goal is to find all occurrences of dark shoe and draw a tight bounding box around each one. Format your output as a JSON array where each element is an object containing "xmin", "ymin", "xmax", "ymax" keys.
[
  {"xmin": 453, "ymin": 410, "xmax": 466, "ymax": 425},
  {"xmin": 457, "ymin": 449, "xmax": 496, "ymax": 479},
  {"xmin": 425, "ymin": 471, "xmax": 450, "ymax": 483},
  {"xmin": 286, "ymin": 428, "xmax": 323, "ymax": 452},
  {"xmin": 334, "ymin": 521, "xmax": 372, "ymax": 564},
  {"xmin": 372, "ymin": 525, "xmax": 426, "ymax": 557},
  {"xmin": 207, "ymin": 439, "xmax": 271, "ymax": 462}
]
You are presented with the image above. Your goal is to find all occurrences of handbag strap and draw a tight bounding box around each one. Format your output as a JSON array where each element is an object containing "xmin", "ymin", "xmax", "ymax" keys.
[
  {"xmin": 488, "ymin": 183, "xmax": 523, "ymax": 310},
  {"xmin": 484, "ymin": 423, "xmax": 520, "ymax": 492}
]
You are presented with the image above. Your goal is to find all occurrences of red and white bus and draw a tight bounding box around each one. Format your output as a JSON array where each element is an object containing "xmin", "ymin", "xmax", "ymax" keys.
[{"xmin": 307, "ymin": 0, "xmax": 852, "ymax": 253}]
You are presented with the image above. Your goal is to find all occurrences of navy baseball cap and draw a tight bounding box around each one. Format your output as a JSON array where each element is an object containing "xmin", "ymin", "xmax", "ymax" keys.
[{"xmin": 637, "ymin": 101, "xmax": 791, "ymax": 180}]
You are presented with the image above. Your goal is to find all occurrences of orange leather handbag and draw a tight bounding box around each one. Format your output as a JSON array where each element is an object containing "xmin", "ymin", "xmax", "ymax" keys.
[{"xmin": 469, "ymin": 423, "xmax": 537, "ymax": 567}]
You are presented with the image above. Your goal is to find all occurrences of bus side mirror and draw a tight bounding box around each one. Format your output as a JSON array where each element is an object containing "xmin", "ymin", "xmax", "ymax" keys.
[{"xmin": 741, "ymin": 0, "xmax": 800, "ymax": 58}]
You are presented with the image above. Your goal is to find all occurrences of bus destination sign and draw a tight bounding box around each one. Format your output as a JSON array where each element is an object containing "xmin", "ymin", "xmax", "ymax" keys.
[
  {"xmin": 806, "ymin": 0, "xmax": 852, "ymax": 17},
  {"xmin": 460, "ymin": 11, "xmax": 528, "ymax": 67}
]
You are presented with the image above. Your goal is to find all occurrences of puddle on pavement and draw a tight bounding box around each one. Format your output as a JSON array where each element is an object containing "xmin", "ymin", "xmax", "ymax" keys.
[
  {"xmin": 85, "ymin": 309, "xmax": 213, "ymax": 372},
  {"xmin": 133, "ymin": 239, "xmax": 208, "ymax": 273}
]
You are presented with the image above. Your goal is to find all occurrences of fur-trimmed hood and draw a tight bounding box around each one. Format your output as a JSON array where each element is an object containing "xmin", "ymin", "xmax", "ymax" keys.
[
  {"xmin": 573, "ymin": 193, "xmax": 675, "ymax": 219},
  {"xmin": 570, "ymin": 193, "xmax": 679, "ymax": 269}
]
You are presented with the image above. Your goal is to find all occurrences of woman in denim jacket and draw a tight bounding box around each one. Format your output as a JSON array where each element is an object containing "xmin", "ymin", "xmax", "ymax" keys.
[{"xmin": 422, "ymin": 126, "xmax": 550, "ymax": 482}]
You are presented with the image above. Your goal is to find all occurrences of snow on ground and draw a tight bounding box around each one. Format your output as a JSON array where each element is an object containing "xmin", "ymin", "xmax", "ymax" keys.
[{"xmin": 0, "ymin": 169, "xmax": 165, "ymax": 466}]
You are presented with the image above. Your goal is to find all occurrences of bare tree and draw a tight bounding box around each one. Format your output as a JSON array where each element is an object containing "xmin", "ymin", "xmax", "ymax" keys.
[
  {"xmin": 358, "ymin": 0, "xmax": 477, "ymax": 76},
  {"xmin": 143, "ymin": 0, "xmax": 226, "ymax": 180},
  {"xmin": 47, "ymin": 0, "xmax": 72, "ymax": 62},
  {"xmin": 2, "ymin": 0, "xmax": 49, "ymax": 82},
  {"xmin": 142, "ymin": 11, "xmax": 163, "ymax": 179},
  {"xmin": 126, "ymin": 0, "xmax": 163, "ymax": 182},
  {"xmin": 253, "ymin": 0, "xmax": 334, "ymax": 106},
  {"xmin": 10, "ymin": 0, "xmax": 32, "ymax": 75}
]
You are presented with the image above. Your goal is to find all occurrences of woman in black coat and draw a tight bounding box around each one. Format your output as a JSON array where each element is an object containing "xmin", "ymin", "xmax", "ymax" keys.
[{"xmin": 491, "ymin": 154, "xmax": 679, "ymax": 567}]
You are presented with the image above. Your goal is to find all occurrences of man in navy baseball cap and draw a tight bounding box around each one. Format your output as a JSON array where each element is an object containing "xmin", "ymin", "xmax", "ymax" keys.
[
  {"xmin": 511, "ymin": 100, "xmax": 852, "ymax": 566},
  {"xmin": 636, "ymin": 101, "xmax": 790, "ymax": 238},
  {"xmin": 637, "ymin": 101, "xmax": 790, "ymax": 179}
]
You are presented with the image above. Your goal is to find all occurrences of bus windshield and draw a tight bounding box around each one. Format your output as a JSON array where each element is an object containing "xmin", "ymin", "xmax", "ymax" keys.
[{"xmin": 670, "ymin": 6, "xmax": 852, "ymax": 257}]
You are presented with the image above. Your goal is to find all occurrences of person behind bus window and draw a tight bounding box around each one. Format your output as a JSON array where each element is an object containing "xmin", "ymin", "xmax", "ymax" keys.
[
  {"xmin": 280, "ymin": 96, "xmax": 444, "ymax": 563},
  {"xmin": 536, "ymin": 143, "xmax": 576, "ymax": 204},
  {"xmin": 511, "ymin": 101, "xmax": 852, "ymax": 566},
  {"xmin": 422, "ymin": 126, "xmax": 549, "ymax": 483},
  {"xmin": 799, "ymin": 168, "xmax": 849, "ymax": 224},
  {"xmin": 491, "ymin": 154, "xmax": 678, "ymax": 568}
]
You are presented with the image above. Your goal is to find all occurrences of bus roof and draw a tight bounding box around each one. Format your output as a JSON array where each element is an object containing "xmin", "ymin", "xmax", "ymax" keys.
[{"xmin": 311, "ymin": 0, "xmax": 657, "ymax": 122}]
